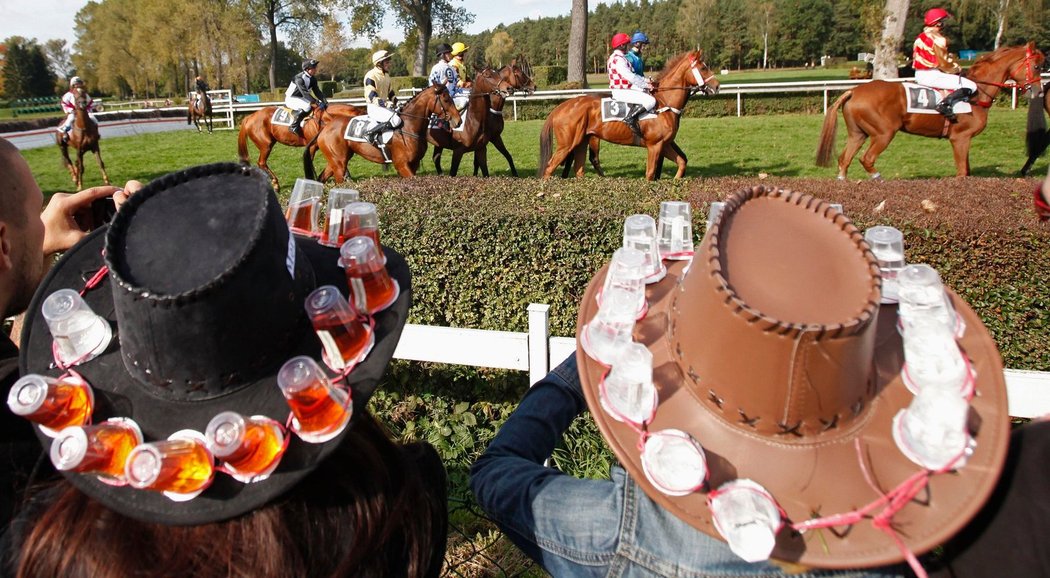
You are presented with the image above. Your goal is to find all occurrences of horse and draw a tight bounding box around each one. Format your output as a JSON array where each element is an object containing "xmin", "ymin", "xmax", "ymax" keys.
[
  {"xmin": 538, "ymin": 50, "xmax": 720, "ymax": 180},
  {"xmin": 188, "ymin": 91, "xmax": 213, "ymax": 133},
  {"xmin": 465, "ymin": 57, "xmax": 537, "ymax": 177},
  {"xmin": 560, "ymin": 135, "xmax": 689, "ymax": 178},
  {"xmin": 427, "ymin": 67, "xmax": 512, "ymax": 176},
  {"xmin": 237, "ymin": 103, "xmax": 364, "ymax": 191},
  {"xmin": 816, "ymin": 43, "xmax": 1045, "ymax": 178},
  {"xmin": 56, "ymin": 87, "xmax": 110, "ymax": 190},
  {"xmin": 304, "ymin": 84, "xmax": 462, "ymax": 182},
  {"xmin": 1021, "ymin": 80, "xmax": 1048, "ymax": 177}
]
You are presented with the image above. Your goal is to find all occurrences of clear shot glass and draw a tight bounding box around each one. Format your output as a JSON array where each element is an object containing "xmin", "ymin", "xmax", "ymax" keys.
[
  {"xmin": 893, "ymin": 386, "xmax": 973, "ymax": 471},
  {"xmin": 598, "ymin": 247, "xmax": 648, "ymax": 319},
  {"xmin": 124, "ymin": 430, "xmax": 215, "ymax": 501},
  {"xmin": 205, "ymin": 411, "xmax": 286, "ymax": 482},
  {"xmin": 322, "ymin": 188, "xmax": 361, "ymax": 247},
  {"xmin": 640, "ymin": 429, "xmax": 708, "ymax": 496},
  {"xmin": 581, "ymin": 286, "xmax": 637, "ymax": 366},
  {"xmin": 623, "ymin": 214, "xmax": 665, "ymax": 283},
  {"xmin": 340, "ymin": 237, "xmax": 399, "ymax": 315},
  {"xmin": 285, "ymin": 178, "xmax": 323, "ymax": 234},
  {"xmin": 7, "ymin": 373, "xmax": 94, "ymax": 436},
  {"xmin": 305, "ymin": 285, "xmax": 375, "ymax": 371},
  {"xmin": 864, "ymin": 226, "xmax": 905, "ymax": 304},
  {"xmin": 708, "ymin": 479, "xmax": 781, "ymax": 563},
  {"xmin": 277, "ymin": 356, "xmax": 352, "ymax": 443},
  {"xmin": 599, "ymin": 342, "xmax": 658, "ymax": 425},
  {"xmin": 42, "ymin": 289, "xmax": 112, "ymax": 365},
  {"xmin": 49, "ymin": 418, "xmax": 142, "ymax": 484},
  {"xmin": 657, "ymin": 201, "xmax": 694, "ymax": 260}
]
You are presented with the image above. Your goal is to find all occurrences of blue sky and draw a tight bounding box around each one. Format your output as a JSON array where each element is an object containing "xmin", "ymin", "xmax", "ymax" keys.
[{"xmin": 0, "ymin": 0, "xmax": 580, "ymax": 49}]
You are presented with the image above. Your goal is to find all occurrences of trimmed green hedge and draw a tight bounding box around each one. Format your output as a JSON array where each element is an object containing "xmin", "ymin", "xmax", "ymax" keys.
[{"xmin": 531, "ymin": 65, "xmax": 568, "ymax": 88}]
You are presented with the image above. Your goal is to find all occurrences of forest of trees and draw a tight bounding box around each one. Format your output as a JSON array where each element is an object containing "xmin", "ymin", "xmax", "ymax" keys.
[{"xmin": 1, "ymin": 0, "xmax": 1047, "ymax": 99}]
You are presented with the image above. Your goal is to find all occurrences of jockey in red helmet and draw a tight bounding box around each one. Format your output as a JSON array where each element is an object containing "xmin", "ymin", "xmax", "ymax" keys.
[
  {"xmin": 912, "ymin": 8, "xmax": 976, "ymax": 122},
  {"xmin": 608, "ymin": 32, "xmax": 655, "ymax": 138}
]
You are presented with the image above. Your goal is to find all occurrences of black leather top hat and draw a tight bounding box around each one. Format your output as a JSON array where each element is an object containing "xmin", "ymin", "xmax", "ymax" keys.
[{"xmin": 19, "ymin": 163, "xmax": 411, "ymax": 525}]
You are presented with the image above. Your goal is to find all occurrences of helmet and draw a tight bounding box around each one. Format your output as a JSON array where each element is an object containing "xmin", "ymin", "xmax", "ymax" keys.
[
  {"xmin": 434, "ymin": 43, "xmax": 452, "ymax": 57},
  {"xmin": 69, "ymin": 76, "xmax": 84, "ymax": 87},
  {"xmin": 302, "ymin": 59, "xmax": 319, "ymax": 71},
  {"xmin": 924, "ymin": 8, "xmax": 951, "ymax": 26},
  {"xmin": 631, "ymin": 32, "xmax": 649, "ymax": 44},
  {"xmin": 451, "ymin": 42, "xmax": 469, "ymax": 56},
  {"xmin": 371, "ymin": 50, "xmax": 393, "ymax": 66},
  {"xmin": 611, "ymin": 33, "xmax": 631, "ymax": 48}
]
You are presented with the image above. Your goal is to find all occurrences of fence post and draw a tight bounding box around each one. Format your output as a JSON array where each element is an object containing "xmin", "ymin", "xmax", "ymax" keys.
[
  {"xmin": 513, "ymin": 98, "xmax": 518, "ymax": 121},
  {"xmin": 737, "ymin": 93, "xmax": 742, "ymax": 117},
  {"xmin": 824, "ymin": 89, "xmax": 829, "ymax": 114},
  {"xmin": 527, "ymin": 303, "xmax": 551, "ymax": 385}
]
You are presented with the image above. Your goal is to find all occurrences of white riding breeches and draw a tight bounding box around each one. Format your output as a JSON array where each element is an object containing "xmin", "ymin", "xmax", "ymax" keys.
[
  {"xmin": 453, "ymin": 93, "xmax": 470, "ymax": 111},
  {"xmin": 611, "ymin": 89, "xmax": 656, "ymax": 111},
  {"xmin": 914, "ymin": 70, "xmax": 977, "ymax": 92},
  {"xmin": 284, "ymin": 97, "xmax": 311, "ymax": 112},
  {"xmin": 366, "ymin": 104, "xmax": 403, "ymax": 128}
]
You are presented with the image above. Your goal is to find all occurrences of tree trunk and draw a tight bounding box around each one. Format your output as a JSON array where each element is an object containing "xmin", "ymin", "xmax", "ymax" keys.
[
  {"xmin": 994, "ymin": 0, "xmax": 1010, "ymax": 50},
  {"xmin": 567, "ymin": 0, "xmax": 588, "ymax": 87},
  {"xmin": 414, "ymin": 22, "xmax": 431, "ymax": 77},
  {"xmin": 268, "ymin": 6, "xmax": 278, "ymax": 91},
  {"xmin": 873, "ymin": 0, "xmax": 909, "ymax": 80}
]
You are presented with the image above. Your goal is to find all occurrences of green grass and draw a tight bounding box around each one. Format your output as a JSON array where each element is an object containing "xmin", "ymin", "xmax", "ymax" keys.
[{"xmin": 19, "ymin": 106, "xmax": 1046, "ymax": 197}]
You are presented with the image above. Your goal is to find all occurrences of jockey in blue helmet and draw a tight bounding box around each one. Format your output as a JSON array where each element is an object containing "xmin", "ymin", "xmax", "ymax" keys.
[{"xmin": 627, "ymin": 32, "xmax": 649, "ymax": 75}]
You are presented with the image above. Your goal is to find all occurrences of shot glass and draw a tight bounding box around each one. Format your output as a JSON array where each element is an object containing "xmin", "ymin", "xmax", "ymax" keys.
[
  {"xmin": 285, "ymin": 178, "xmax": 323, "ymax": 234},
  {"xmin": 893, "ymin": 387, "xmax": 973, "ymax": 471},
  {"xmin": 581, "ymin": 286, "xmax": 637, "ymax": 365},
  {"xmin": 7, "ymin": 373, "xmax": 94, "ymax": 436},
  {"xmin": 598, "ymin": 247, "xmax": 648, "ymax": 319},
  {"xmin": 42, "ymin": 289, "xmax": 112, "ymax": 365},
  {"xmin": 49, "ymin": 418, "xmax": 142, "ymax": 484},
  {"xmin": 125, "ymin": 430, "xmax": 215, "ymax": 501},
  {"xmin": 277, "ymin": 355, "xmax": 352, "ymax": 443},
  {"xmin": 657, "ymin": 201, "xmax": 694, "ymax": 260},
  {"xmin": 599, "ymin": 343, "xmax": 658, "ymax": 425},
  {"xmin": 640, "ymin": 429, "xmax": 708, "ymax": 496},
  {"xmin": 897, "ymin": 264, "xmax": 961, "ymax": 337},
  {"xmin": 206, "ymin": 411, "xmax": 286, "ymax": 482},
  {"xmin": 341, "ymin": 202, "xmax": 381, "ymax": 249},
  {"xmin": 305, "ymin": 285, "xmax": 375, "ymax": 371},
  {"xmin": 321, "ymin": 188, "xmax": 361, "ymax": 247},
  {"xmin": 901, "ymin": 317, "xmax": 972, "ymax": 395},
  {"xmin": 708, "ymin": 479, "xmax": 781, "ymax": 563},
  {"xmin": 622, "ymin": 214, "xmax": 665, "ymax": 283},
  {"xmin": 864, "ymin": 226, "xmax": 905, "ymax": 304},
  {"xmin": 705, "ymin": 202, "xmax": 725, "ymax": 232},
  {"xmin": 340, "ymin": 237, "xmax": 399, "ymax": 315}
]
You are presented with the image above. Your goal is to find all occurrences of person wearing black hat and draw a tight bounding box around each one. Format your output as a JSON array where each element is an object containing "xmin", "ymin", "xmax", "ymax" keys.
[
  {"xmin": 284, "ymin": 59, "xmax": 328, "ymax": 136},
  {"xmin": 428, "ymin": 43, "xmax": 466, "ymax": 113},
  {"xmin": 2, "ymin": 163, "xmax": 447, "ymax": 577}
]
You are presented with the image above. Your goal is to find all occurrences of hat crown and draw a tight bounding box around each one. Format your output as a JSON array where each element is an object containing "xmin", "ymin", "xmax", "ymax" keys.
[{"xmin": 670, "ymin": 188, "xmax": 881, "ymax": 439}]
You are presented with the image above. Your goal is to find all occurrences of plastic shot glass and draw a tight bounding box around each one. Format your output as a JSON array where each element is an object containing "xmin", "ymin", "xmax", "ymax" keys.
[
  {"xmin": 322, "ymin": 188, "xmax": 361, "ymax": 247},
  {"xmin": 7, "ymin": 373, "xmax": 94, "ymax": 436},
  {"xmin": 598, "ymin": 247, "xmax": 648, "ymax": 319},
  {"xmin": 125, "ymin": 430, "xmax": 215, "ymax": 501},
  {"xmin": 305, "ymin": 285, "xmax": 375, "ymax": 371},
  {"xmin": 277, "ymin": 356, "xmax": 352, "ymax": 443},
  {"xmin": 864, "ymin": 226, "xmax": 905, "ymax": 304},
  {"xmin": 622, "ymin": 214, "xmax": 666, "ymax": 283},
  {"xmin": 341, "ymin": 202, "xmax": 381, "ymax": 249},
  {"xmin": 640, "ymin": 429, "xmax": 708, "ymax": 496},
  {"xmin": 893, "ymin": 387, "xmax": 973, "ymax": 471},
  {"xmin": 901, "ymin": 317, "xmax": 972, "ymax": 395},
  {"xmin": 705, "ymin": 202, "xmax": 725, "ymax": 232},
  {"xmin": 600, "ymin": 343, "xmax": 658, "ymax": 425},
  {"xmin": 581, "ymin": 286, "xmax": 637, "ymax": 366},
  {"xmin": 897, "ymin": 264, "xmax": 960, "ymax": 336},
  {"xmin": 42, "ymin": 289, "xmax": 112, "ymax": 366},
  {"xmin": 657, "ymin": 201, "xmax": 694, "ymax": 260},
  {"xmin": 205, "ymin": 411, "xmax": 286, "ymax": 482},
  {"xmin": 49, "ymin": 418, "xmax": 142, "ymax": 484},
  {"xmin": 285, "ymin": 178, "xmax": 323, "ymax": 234},
  {"xmin": 340, "ymin": 237, "xmax": 399, "ymax": 315},
  {"xmin": 708, "ymin": 479, "xmax": 781, "ymax": 563}
]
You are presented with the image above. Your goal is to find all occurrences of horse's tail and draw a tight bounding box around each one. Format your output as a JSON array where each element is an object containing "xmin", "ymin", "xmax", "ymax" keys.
[
  {"xmin": 537, "ymin": 114, "xmax": 555, "ymax": 177},
  {"xmin": 303, "ymin": 133, "xmax": 321, "ymax": 181},
  {"xmin": 1025, "ymin": 85, "xmax": 1048, "ymax": 160},
  {"xmin": 816, "ymin": 90, "xmax": 852, "ymax": 167},
  {"xmin": 237, "ymin": 115, "xmax": 251, "ymax": 163}
]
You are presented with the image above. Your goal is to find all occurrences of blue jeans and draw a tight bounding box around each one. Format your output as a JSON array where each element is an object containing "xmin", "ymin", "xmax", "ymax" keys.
[{"xmin": 470, "ymin": 355, "xmax": 911, "ymax": 577}]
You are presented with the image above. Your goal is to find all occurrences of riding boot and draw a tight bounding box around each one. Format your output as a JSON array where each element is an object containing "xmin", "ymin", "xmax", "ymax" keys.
[
  {"xmin": 364, "ymin": 121, "xmax": 393, "ymax": 146},
  {"xmin": 290, "ymin": 110, "xmax": 308, "ymax": 135},
  {"xmin": 936, "ymin": 88, "xmax": 974, "ymax": 122},
  {"xmin": 622, "ymin": 104, "xmax": 645, "ymax": 138}
]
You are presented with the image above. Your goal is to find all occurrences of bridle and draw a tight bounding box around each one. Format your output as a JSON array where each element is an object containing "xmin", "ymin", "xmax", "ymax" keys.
[
  {"xmin": 651, "ymin": 54, "xmax": 717, "ymax": 96},
  {"xmin": 972, "ymin": 45, "xmax": 1044, "ymax": 91}
]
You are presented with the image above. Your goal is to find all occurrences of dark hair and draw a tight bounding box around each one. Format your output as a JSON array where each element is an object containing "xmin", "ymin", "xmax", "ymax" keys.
[{"xmin": 15, "ymin": 413, "xmax": 445, "ymax": 578}]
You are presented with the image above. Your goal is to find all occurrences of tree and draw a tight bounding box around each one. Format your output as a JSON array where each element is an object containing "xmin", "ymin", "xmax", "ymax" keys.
[
  {"xmin": 486, "ymin": 31, "xmax": 515, "ymax": 67},
  {"xmin": 247, "ymin": 0, "xmax": 341, "ymax": 91},
  {"xmin": 344, "ymin": 0, "xmax": 475, "ymax": 76},
  {"xmin": 2, "ymin": 37, "xmax": 56, "ymax": 98},
  {"xmin": 873, "ymin": 0, "xmax": 908, "ymax": 79},
  {"xmin": 567, "ymin": 0, "xmax": 588, "ymax": 87},
  {"xmin": 43, "ymin": 39, "xmax": 73, "ymax": 80}
]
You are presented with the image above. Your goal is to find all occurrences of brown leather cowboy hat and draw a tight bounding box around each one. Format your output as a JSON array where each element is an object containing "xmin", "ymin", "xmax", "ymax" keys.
[{"xmin": 575, "ymin": 185, "xmax": 1009, "ymax": 568}]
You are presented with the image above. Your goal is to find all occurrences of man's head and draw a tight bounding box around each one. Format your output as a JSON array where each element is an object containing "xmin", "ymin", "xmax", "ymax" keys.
[
  {"xmin": 925, "ymin": 8, "xmax": 951, "ymax": 27},
  {"xmin": 631, "ymin": 32, "xmax": 649, "ymax": 50},
  {"xmin": 372, "ymin": 50, "xmax": 393, "ymax": 71},
  {"xmin": 302, "ymin": 59, "xmax": 319, "ymax": 73},
  {"xmin": 451, "ymin": 42, "xmax": 469, "ymax": 59},
  {"xmin": 434, "ymin": 43, "xmax": 452, "ymax": 61},
  {"xmin": 69, "ymin": 76, "xmax": 84, "ymax": 89},
  {"xmin": 0, "ymin": 138, "xmax": 46, "ymax": 319}
]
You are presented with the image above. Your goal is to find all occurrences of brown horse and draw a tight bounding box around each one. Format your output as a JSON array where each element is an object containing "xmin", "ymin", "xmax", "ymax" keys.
[
  {"xmin": 538, "ymin": 50, "xmax": 719, "ymax": 180},
  {"xmin": 305, "ymin": 84, "xmax": 462, "ymax": 182},
  {"xmin": 188, "ymin": 92, "xmax": 213, "ymax": 133},
  {"xmin": 817, "ymin": 43, "xmax": 1045, "ymax": 178},
  {"xmin": 1021, "ymin": 79, "xmax": 1049, "ymax": 176},
  {"xmin": 237, "ymin": 103, "xmax": 364, "ymax": 191},
  {"xmin": 466, "ymin": 57, "xmax": 537, "ymax": 177},
  {"xmin": 57, "ymin": 87, "xmax": 109, "ymax": 190},
  {"xmin": 427, "ymin": 67, "xmax": 511, "ymax": 176}
]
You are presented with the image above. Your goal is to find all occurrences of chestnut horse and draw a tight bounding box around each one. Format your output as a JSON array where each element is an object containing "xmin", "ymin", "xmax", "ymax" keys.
[
  {"xmin": 457, "ymin": 57, "xmax": 537, "ymax": 176},
  {"xmin": 1021, "ymin": 80, "xmax": 1048, "ymax": 176},
  {"xmin": 817, "ymin": 43, "xmax": 1045, "ymax": 178},
  {"xmin": 304, "ymin": 84, "xmax": 461, "ymax": 182},
  {"xmin": 427, "ymin": 67, "xmax": 511, "ymax": 176},
  {"xmin": 538, "ymin": 50, "xmax": 719, "ymax": 180},
  {"xmin": 57, "ymin": 87, "xmax": 109, "ymax": 190},
  {"xmin": 188, "ymin": 92, "xmax": 213, "ymax": 133},
  {"xmin": 237, "ymin": 103, "xmax": 364, "ymax": 191}
]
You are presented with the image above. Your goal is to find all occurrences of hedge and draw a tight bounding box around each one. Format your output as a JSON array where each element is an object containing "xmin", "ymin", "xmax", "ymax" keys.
[{"xmin": 530, "ymin": 65, "xmax": 568, "ymax": 88}]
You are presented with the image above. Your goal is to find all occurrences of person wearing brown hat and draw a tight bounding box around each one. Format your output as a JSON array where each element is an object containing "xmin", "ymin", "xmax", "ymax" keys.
[
  {"xmin": 2, "ymin": 163, "xmax": 447, "ymax": 577},
  {"xmin": 472, "ymin": 186, "xmax": 1022, "ymax": 576}
]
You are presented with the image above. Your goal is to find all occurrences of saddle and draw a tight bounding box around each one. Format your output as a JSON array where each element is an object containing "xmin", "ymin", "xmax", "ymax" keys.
[
  {"xmin": 903, "ymin": 83, "xmax": 972, "ymax": 116},
  {"xmin": 600, "ymin": 98, "xmax": 658, "ymax": 124},
  {"xmin": 270, "ymin": 107, "xmax": 297, "ymax": 126},
  {"xmin": 344, "ymin": 117, "xmax": 395, "ymax": 146}
]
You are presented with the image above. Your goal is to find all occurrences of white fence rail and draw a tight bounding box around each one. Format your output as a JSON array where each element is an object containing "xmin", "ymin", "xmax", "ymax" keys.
[{"xmin": 392, "ymin": 304, "xmax": 1050, "ymax": 419}]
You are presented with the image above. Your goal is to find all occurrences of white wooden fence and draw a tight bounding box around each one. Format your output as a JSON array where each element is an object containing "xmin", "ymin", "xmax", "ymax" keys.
[{"xmin": 392, "ymin": 303, "xmax": 1050, "ymax": 419}]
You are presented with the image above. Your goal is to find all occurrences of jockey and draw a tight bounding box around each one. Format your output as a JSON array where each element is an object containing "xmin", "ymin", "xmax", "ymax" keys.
[
  {"xmin": 194, "ymin": 75, "xmax": 210, "ymax": 107},
  {"xmin": 627, "ymin": 32, "xmax": 649, "ymax": 75},
  {"xmin": 363, "ymin": 50, "xmax": 403, "ymax": 146},
  {"xmin": 429, "ymin": 43, "xmax": 467, "ymax": 111},
  {"xmin": 57, "ymin": 76, "xmax": 95, "ymax": 143},
  {"xmin": 450, "ymin": 42, "xmax": 471, "ymax": 89},
  {"xmin": 285, "ymin": 59, "xmax": 328, "ymax": 136},
  {"xmin": 913, "ymin": 8, "xmax": 976, "ymax": 122},
  {"xmin": 608, "ymin": 32, "xmax": 655, "ymax": 138}
]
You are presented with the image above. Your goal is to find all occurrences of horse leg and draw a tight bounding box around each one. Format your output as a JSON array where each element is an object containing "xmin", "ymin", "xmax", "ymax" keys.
[
  {"xmin": 76, "ymin": 149, "xmax": 85, "ymax": 190},
  {"xmin": 644, "ymin": 143, "xmax": 663, "ymax": 181},
  {"xmin": 573, "ymin": 144, "xmax": 587, "ymax": 178},
  {"xmin": 661, "ymin": 143, "xmax": 687, "ymax": 179},
  {"xmin": 948, "ymin": 135, "xmax": 972, "ymax": 177},
  {"xmin": 94, "ymin": 148, "xmax": 110, "ymax": 185},
  {"xmin": 858, "ymin": 132, "xmax": 896, "ymax": 180},
  {"xmin": 432, "ymin": 146, "xmax": 444, "ymax": 175},
  {"xmin": 59, "ymin": 144, "xmax": 77, "ymax": 184},
  {"xmin": 836, "ymin": 131, "xmax": 868, "ymax": 180},
  {"xmin": 475, "ymin": 147, "xmax": 489, "ymax": 177},
  {"xmin": 490, "ymin": 134, "xmax": 517, "ymax": 177},
  {"xmin": 258, "ymin": 142, "xmax": 280, "ymax": 191},
  {"xmin": 449, "ymin": 150, "xmax": 464, "ymax": 177},
  {"xmin": 589, "ymin": 138, "xmax": 605, "ymax": 177}
]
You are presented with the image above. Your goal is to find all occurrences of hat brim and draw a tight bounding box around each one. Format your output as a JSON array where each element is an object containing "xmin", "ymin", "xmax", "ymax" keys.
[
  {"xmin": 20, "ymin": 227, "xmax": 411, "ymax": 526},
  {"xmin": 577, "ymin": 250, "xmax": 1009, "ymax": 568}
]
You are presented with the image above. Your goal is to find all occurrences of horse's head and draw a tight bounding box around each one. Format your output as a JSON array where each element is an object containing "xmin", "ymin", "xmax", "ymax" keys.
[
  {"xmin": 1010, "ymin": 42, "xmax": 1045, "ymax": 87},
  {"xmin": 971, "ymin": 42, "xmax": 1046, "ymax": 90},
  {"xmin": 686, "ymin": 50, "xmax": 719, "ymax": 95},
  {"xmin": 474, "ymin": 67, "xmax": 510, "ymax": 96},
  {"xmin": 75, "ymin": 87, "xmax": 90, "ymax": 109},
  {"xmin": 426, "ymin": 83, "xmax": 462, "ymax": 129},
  {"xmin": 502, "ymin": 57, "xmax": 536, "ymax": 95}
]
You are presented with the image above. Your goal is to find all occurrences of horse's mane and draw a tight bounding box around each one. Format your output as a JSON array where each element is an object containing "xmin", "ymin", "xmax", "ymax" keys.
[{"xmin": 657, "ymin": 52, "xmax": 696, "ymax": 79}]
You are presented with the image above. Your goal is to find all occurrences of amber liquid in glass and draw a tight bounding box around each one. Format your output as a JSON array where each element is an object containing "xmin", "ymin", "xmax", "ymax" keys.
[
  {"xmin": 285, "ymin": 377, "xmax": 350, "ymax": 436},
  {"xmin": 221, "ymin": 421, "xmax": 285, "ymax": 474},
  {"xmin": 30, "ymin": 380, "xmax": 92, "ymax": 431},
  {"xmin": 285, "ymin": 201, "xmax": 317, "ymax": 232},
  {"xmin": 73, "ymin": 424, "xmax": 140, "ymax": 478},
  {"xmin": 312, "ymin": 311, "xmax": 372, "ymax": 369},
  {"xmin": 341, "ymin": 220, "xmax": 380, "ymax": 248},
  {"xmin": 143, "ymin": 440, "xmax": 214, "ymax": 494},
  {"xmin": 346, "ymin": 264, "xmax": 397, "ymax": 314}
]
